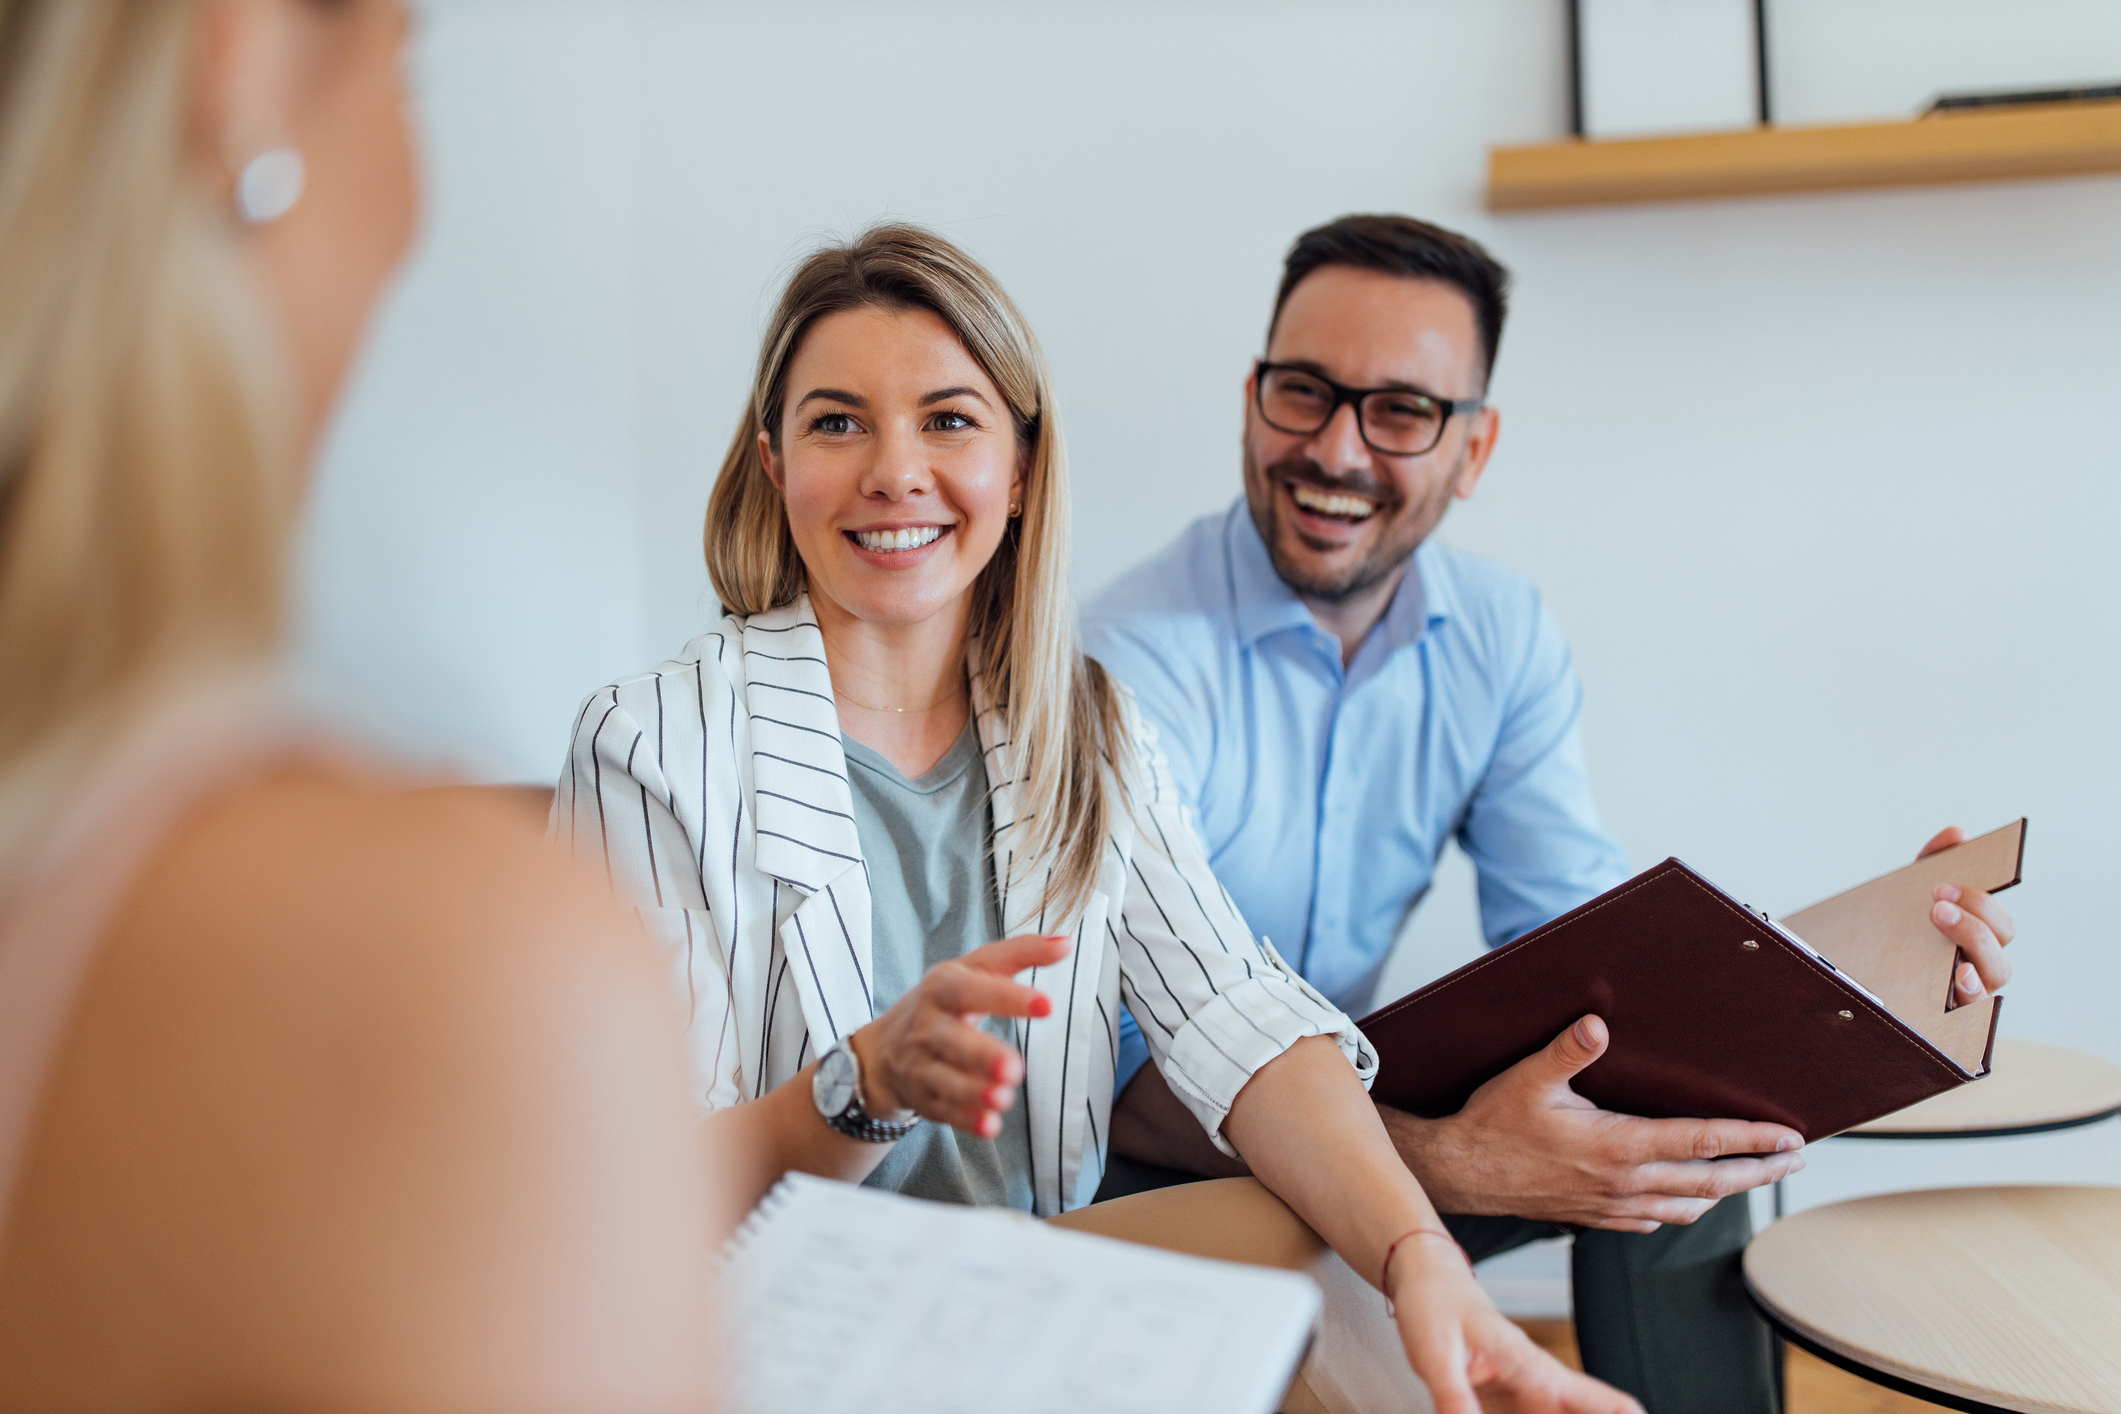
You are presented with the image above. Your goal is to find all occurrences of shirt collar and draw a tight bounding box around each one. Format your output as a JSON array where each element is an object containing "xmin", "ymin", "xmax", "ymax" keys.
[
  {"xmin": 1228, "ymin": 502, "xmax": 1317, "ymax": 647},
  {"xmin": 1225, "ymin": 499, "xmax": 1453, "ymax": 655}
]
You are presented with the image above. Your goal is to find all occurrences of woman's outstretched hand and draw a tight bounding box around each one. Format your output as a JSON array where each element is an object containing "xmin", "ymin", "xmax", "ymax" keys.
[
  {"xmin": 850, "ymin": 932, "xmax": 1072, "ymax": 1136},
  {"xmin": 1389, "ymin": 1243, "xmax": 1644, "ymax": 1414}
]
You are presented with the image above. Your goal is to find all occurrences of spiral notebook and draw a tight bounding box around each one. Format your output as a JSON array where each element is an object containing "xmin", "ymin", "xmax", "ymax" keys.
[{"xmin": 721, "ymin": 1173, "xmax": 1320, "ymax": 1414}]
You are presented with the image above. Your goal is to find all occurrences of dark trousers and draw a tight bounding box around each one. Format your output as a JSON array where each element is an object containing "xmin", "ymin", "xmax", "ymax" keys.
[
  {"xmin": 1444, "ymin": 1202, "xmax": 1777, "ymax": 1414},
  {"xmin": 1096, "ymin": 1159, "xmax": 1778, "ymax": 1414}
]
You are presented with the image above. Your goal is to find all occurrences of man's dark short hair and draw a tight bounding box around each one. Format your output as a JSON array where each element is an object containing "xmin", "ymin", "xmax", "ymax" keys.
[{"xmin": 1269, "ymin": 214, "xmax": 1511, "ymax": 387}]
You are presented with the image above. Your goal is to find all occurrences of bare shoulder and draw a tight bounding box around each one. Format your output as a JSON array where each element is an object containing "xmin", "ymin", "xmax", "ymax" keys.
[
  {"xmin": 0, "ymin": 767, "xmax": 714, "ymax": 1409},
  {"xmin": 138, "ymin": 768, "xmax": 663, "ymax": 1018},
  {"xmin": 94, "ymin": 765, "xmax": 698, "ymax": 1140}
]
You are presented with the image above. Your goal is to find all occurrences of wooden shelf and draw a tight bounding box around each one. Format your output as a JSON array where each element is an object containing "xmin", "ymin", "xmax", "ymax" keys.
[{"xmin": 1487, "ymin": 99, "xmax": 2121, "ymax": 210}]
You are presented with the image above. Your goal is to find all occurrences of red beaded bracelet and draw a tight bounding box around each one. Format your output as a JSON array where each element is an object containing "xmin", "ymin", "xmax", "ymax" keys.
[{"xmin": 1381, "ymin": 1227, "xmax": 1469, "ymax": 1313}]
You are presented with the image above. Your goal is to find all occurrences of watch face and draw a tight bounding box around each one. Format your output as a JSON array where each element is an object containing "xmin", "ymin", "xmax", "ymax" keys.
[{"xmin": 814, "ymin": 1044, "xmax": 858, "ymax": 1119}]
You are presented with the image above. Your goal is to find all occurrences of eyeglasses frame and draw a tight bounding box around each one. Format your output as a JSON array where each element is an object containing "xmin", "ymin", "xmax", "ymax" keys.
[{"xmin": 1252, "ymin": 359, "xmax": 1486, "ymax": 458}]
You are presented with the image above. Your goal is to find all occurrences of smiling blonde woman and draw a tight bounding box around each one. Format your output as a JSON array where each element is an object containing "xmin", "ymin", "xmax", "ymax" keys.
[{"xmin": 559, "ymin": 224, "xmax": 1637, "ymax": 1414}]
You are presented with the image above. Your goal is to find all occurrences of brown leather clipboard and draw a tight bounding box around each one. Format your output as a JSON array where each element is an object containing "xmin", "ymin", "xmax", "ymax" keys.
[{"xmin": 1357, "ymin": 821, "xmax": 2024, "ymax": 1142}]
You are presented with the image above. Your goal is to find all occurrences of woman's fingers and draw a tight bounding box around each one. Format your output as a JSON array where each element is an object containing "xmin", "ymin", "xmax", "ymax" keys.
[
  {"xmin": 910, "ymin": 935, "xmax": 1070, "ymax": 1028},
  {"xmin": 1396, "ymin": 1276, "xmax": 1645, "ymax": 1414},
  {"xmin": 908, "ymin": 1054, "xmax": 1002, "ymax": 1112},
  {"xmin": 864, "ymin": 942, "xmax": 1050, "ymax": 1133},
  {"xmin": 1555, "ymin": 1368, "xmax": 1648, "ymax": 1414},
  {"xmin": 1403, "ymin": 1323, "xmax": 1479, "ymax": 1414},
  {"xmin": 864, "ymin": 988, "xmax": 1026, "ymax": 1118},
  {"xmin": 915, "ymin": 1009, "xmax": 1022, "ymax": 1082},
  {"xmin": 927, "ymin": 962, "xmax": 1052, "ymax": 1021},
  {"xmin": 906, "ymin": 1055, "xmax": 1014, "ymax": 1134},
  {"xmin": 1916, "ymin": 826, "xmax": 1966, "ymax": 860},
  {"xmin": 864, "ymin": 935, "xmax": 1065, "ymax": 1133},
  {"xmin": 1466, "ymin": 1318, "xmax": 1644, "ymax": 1414},
  {"xmin": 904, "ymin": 1011, "xmax": 1026, "ymax": 1132},
  {"xmin": 963, "ymin": 931, "xmax": 1074, "ymax": 977}
]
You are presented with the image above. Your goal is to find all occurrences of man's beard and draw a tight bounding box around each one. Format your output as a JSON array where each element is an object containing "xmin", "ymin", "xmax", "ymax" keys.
[{"xmin": 1245, "ymin": 449, "xmax": 1440, "ymax": 604}]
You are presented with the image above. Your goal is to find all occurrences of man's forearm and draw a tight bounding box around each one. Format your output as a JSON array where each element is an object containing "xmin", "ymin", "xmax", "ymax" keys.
[
  {"xmin": 1375, "ymin": 1102, "xmax": 1487, "ymax": 1216},
  {"xmin": 1108, "ymin": 1063, "xmax": 1252, "ymax": 1178}
]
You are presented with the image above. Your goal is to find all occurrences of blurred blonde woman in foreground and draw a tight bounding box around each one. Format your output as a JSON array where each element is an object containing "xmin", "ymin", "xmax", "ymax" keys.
[
  {"xmin": 561, "ymin": 223, "xmax": 1638, "ymax": 1414},
  {"xmin": 0, "ymin": 3, "xmax": 716, "ymax": 1409}
]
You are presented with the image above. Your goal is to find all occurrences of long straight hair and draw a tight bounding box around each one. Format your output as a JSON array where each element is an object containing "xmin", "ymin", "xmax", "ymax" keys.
[
  {"xmin": 0, "ymin": 0, "xmax": 293, "ymax": 888},
  {"xmin": 706, "ymin": 225, "xmax": 1125, "ymax": 921}
]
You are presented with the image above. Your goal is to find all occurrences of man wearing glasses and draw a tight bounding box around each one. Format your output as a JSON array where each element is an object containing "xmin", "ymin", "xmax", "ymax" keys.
[{"xmin": 1082, "ymin": 214, "xmax": 1789, "ymax": 1413}]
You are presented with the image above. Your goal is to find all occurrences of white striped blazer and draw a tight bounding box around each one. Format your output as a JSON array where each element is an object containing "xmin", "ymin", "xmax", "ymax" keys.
[{"xmin": 555, "ymin": 595, "xmax": 1374, "ymax": 1216}]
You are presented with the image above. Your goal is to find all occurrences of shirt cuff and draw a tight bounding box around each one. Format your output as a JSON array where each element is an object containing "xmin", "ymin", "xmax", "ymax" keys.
[{"xmin": 1156, "ymin": 947, "xmax": 1378, "ymax": 1158}]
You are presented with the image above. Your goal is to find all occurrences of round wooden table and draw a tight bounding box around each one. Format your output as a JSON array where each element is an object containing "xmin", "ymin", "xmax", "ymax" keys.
[
  {"xmin": 1746, "ymin": 1186, "xmax": 2121, "ymax": 1414},
  {"xmin": 1845, "ymin": 1038, "xmax": 2121, "ymax": 1140},
  {"xmin": 1773, "ymin": 1039, "xmax": 2121, "ymax": 1220}
]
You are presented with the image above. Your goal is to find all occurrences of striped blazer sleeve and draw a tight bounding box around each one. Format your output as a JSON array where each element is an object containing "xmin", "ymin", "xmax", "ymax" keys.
[
  {"xmin": 1111, "ymin": 696, "xmax": 1378, "ymax": 1156},
  {"xmin": 554, "ymin": 677, "xmax": 745, "ymax": 1112}
]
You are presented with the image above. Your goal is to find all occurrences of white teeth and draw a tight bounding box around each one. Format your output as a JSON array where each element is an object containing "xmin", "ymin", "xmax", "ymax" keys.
[
  {"xmin": 854, "ymin": 525, "xmax": 944, "ymax": 552},
  {"xmin": 1290, "ymin": 484, "xmax": 1376, "ymax": 520}
]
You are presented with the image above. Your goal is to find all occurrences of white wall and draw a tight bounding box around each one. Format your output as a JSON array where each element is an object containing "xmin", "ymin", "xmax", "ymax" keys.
[
  {"xmin": 298, "ymin": 0, "xmax": 2121, "ymax": 1231},
  {"xmin": 295, "ymin": 7, "xmax": 649, "ymax": 781}
]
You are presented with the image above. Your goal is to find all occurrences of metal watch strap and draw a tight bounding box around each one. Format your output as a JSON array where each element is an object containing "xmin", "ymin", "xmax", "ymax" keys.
[{"xmin": 826, "ymin": 1089, "xmax": 922, "ymax": 1144}]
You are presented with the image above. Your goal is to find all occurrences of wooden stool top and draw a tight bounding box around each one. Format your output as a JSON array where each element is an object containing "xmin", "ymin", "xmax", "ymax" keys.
[
  {"xmin": 1746, "ymin": 1185, "xmax": 2121, "ymax": 1413},
  {"xmin": 1847, "ymin": 1038, "xmax": 2121, "ymax": 1138}
]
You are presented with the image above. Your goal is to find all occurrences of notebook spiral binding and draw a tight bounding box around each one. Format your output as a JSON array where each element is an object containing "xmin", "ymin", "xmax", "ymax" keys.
[{"xmin": 717, "ymin": 1175, "xmax": 799, "ymax": 1270}]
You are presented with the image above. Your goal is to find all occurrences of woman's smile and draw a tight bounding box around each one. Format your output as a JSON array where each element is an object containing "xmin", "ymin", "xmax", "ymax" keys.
[{"xmin": 846, "ymin": 522, "xmax": 953, "ymax": 560}]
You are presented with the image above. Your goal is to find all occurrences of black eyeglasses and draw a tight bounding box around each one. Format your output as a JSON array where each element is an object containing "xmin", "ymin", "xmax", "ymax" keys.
[{"xmin": 1254, "ymin": 361, "xmax": 1485, "ymax": 457}]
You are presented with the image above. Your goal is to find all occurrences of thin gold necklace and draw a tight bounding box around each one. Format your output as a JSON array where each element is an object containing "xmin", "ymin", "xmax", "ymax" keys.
[{"xmin": 831, "ymin": 677, "xmax": 966, "ymax": 714}]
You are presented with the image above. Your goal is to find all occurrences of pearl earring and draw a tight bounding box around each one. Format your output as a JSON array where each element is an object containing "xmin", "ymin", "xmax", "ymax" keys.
[
  {"xmin": 1008, "ymin": 502, "xmax": 1021, "ymax": 517},
  {"xmin": 237, "ymin": 148, "xmax": 306, "ymax": 224}
]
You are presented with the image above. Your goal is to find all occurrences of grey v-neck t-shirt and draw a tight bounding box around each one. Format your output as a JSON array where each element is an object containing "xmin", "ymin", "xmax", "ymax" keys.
[{"xmin": 844, "ymin": 722, "xmax": 1036, "ymax": 1212}]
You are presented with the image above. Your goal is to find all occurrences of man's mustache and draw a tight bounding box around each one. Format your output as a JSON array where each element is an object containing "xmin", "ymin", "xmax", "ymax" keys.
[{"xmin": 1264, "ymin": 456, "xmax": 1402, "ymax": 511}]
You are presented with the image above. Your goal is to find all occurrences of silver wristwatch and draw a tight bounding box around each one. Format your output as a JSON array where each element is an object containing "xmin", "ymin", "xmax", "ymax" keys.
[{"xmin": 813, "ymin": 1038, "xmax": 922, "ymax": 1143}]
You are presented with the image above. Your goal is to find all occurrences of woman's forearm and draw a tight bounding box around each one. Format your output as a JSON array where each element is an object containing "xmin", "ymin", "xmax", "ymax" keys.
[
  {"xmin": 701, "ymin": 1059, "xmax": 894, "ymax": 1220},
  {"xmin": 701, "ymin": 933, "xmax": 1062, "ymax": 1223},
  {"xmin": 1220, "ymin": 1035, "xmax": 1443, "ymax": 1291}
]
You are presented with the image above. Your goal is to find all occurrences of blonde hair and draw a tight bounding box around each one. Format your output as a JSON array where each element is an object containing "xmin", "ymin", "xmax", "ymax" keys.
[
  {"xmin": 706, "ymin": 225, "xmax": 1125, "ymax": 921},
  {"xmin": 0, "ymin": 1, "xmax": 293, "ymax": 884}
]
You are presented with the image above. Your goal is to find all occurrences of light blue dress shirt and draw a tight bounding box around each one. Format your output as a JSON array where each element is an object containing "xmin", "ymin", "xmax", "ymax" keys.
[{"xmin": 1084, "ymin": 501, "xmax": 1632, "ymax": 1095}]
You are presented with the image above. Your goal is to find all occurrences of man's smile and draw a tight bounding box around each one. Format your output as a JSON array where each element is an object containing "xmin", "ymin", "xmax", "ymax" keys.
[{"xmin": 1286, "ymin": 480, "xmax": 1378, "ymax": 523}]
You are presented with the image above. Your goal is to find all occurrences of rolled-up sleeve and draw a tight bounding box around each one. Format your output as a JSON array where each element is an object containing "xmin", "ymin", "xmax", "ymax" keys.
[{"xmin": 1111, "ymin": 705, "xmax": 1377, "ymax": 1155}]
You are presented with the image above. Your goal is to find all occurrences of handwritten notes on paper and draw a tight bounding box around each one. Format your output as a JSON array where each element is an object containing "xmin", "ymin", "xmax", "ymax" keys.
[{"xmin": 723, "ymin": 1174, "xmax": 1320, "ymax": 1414}]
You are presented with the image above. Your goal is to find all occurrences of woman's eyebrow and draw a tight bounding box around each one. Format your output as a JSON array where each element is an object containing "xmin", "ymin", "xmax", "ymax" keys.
[
  {"xmin": 794, "ymin": 387, "xmax": 866, "ymax": 409},
  {"xmin": 920, "ymin": 385, "xmax": 991, "ymax": 407}
]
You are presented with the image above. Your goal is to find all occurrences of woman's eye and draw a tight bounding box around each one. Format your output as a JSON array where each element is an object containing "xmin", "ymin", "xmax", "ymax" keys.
[
  {"xmin": 810, "ymin": 413, "xmax": 859, "ymax": 435},
  {"xmin": 929, "ymin": 410, "xmax": 975, "ymax": 432}
]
